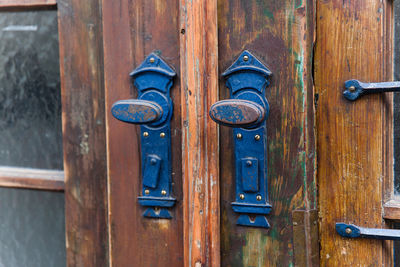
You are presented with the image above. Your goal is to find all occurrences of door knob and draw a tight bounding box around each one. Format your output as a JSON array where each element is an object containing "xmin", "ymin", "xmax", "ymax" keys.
[
  {"xmin": 209, "ymin": 50, "xmax": 272, "ymax": 228},
  {"xmin": 343, "ymin": 79, "xmax": 400, "ymax": 101},
  {"xmin": 336, "ymin": 223, "xmax": 400, "ymax": 241},
  {"xmin": 111, "ymin": 53, "xmax": 176, "ymax": 219}
]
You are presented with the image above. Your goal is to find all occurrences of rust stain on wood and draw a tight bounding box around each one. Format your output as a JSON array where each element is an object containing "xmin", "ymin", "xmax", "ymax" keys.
[
  {"xmin": 180, "ymin": 0, "xmax": 220, "ymax": 266},
  {"xmin": 315, "ymin": 0, "xmax": 393, "ymax": 265}
]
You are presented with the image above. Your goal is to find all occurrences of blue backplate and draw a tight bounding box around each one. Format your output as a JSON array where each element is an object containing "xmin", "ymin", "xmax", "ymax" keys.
[
  {"xmin": 222, "ymin": 50, "xmax": 272, "ymax": 228},
  {"xmin": 111, "ymin": 53, "xmax": 176, "ymax": 219}
]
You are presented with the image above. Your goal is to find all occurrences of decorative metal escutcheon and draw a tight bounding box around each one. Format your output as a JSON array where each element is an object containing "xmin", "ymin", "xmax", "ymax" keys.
[
  {"xmin": 111, "ymin": 53, "xmax": 176, "ymax": 219},
  {"xmin": 343, "ymin": 79, "xmax": 400, "ymax": 101},
  {"xmin": 336, "ymin": 223, "xmax": 400, "ymax": 241},
  {"xmin": 209, "ymin": 50, "xmax": 272, "ymax": 228}
]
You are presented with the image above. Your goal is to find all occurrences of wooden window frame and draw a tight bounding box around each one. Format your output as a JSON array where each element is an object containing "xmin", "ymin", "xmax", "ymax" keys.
[{"xmin": 0, "ymin": 1, "xmax": 63, "ymax": 192}]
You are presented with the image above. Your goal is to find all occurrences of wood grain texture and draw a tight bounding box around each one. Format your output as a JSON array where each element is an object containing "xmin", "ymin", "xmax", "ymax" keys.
[
  {"xmin": 0, "ymin": 0, "xmax": 56, "ymax": 7},
  {"xmin": 58, "ymin": 0, "xmax": 109, "ymax": 266},
  {"xmin": 102, "ymin": 1, "xmax": 183, "ymax": 266},
  {"xmin": 315, "ymin": 0, "xmax": 393, "ymax": 265},
  {"xmin": 0, "ymin": 167, "xmax": 64, "ymax": 191},
  {"xmin": 217, "ymin": 0, "xmax": 316, "ymax": 266},
  {"xmin": 179, "ymin": 0, "xmax": 220, "ymax": 266}
]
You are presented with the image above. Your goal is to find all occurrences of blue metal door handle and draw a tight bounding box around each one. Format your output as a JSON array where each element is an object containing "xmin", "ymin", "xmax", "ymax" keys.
[
  {"xmin": 209, "ymin": 50, "xmax": 272, "ymax": 228},
  {"xmin": 111, "ymin": 53, "xmax": 176, "ymax": 219},
  {"xmin": 343, "ymin": 79, "xmax": 400, "ymax": 101},
  {"xmin": 336, "ymin": 223, "xmax": 400, "ymax": 240}
]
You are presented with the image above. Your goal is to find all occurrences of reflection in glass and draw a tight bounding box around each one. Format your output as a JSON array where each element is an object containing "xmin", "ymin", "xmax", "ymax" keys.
[{"xmin": 0, "ymin": 11, "xmax": 63, "ymax": 170}]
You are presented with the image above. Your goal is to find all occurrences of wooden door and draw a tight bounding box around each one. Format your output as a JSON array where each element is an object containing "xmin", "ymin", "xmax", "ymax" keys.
[
  {"xmin": 60, "ymin": 0, "xmax": 397, "ymax": 266},
  {"xmin": 102, "ymin": 0, "xmax": 317, "ymax": 266}
]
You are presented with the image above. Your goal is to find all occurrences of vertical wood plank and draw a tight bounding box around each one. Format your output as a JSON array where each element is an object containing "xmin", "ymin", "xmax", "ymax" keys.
[
  {"xmin": 217, "ymin": 0, "xmax": 316, "ymax": 266},
  {"xmin": 179, "ymin": 0, "xmax": 220, "ymax": 266},
  {"xmin": 102, "ymin": 1, "xmax": 183, "ymax": 266},
  {"xmin": 315, "ymin": 0, "xmax": 393, "ymax": 265},
  {"xmin": 58, "ymin": 0, "xmax": 109, "ymax": 266}
]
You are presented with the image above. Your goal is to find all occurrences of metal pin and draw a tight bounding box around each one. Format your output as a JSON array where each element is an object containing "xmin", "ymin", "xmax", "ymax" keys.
[
  {"xmin": 236, "ymin": 133, "xmax": 242, "ymax": 139},
  {"xmin": 348, "ymin": 86, "xmax": 356, "ymax": 92},
  {"xmin": 149, "ymin": 57, "xmax": 155, "ymax": 63},
  {"xmin": 239, "ymin": 194, "xmax": 245, "ymax": 200},
  {"xmin": 246, "ymin": 160, "xmax": 252, "ymax": 166},
  {"xmin": 145, "ymin": 189, "xmax": 150, "ymax": 195},
  {"xmin": 150, "ymin": 158, "xmax": 157, "ymax": 165},
  {"xmin": 160, "ymin": 132, "xmax": 166, "ymax": 138},
  {"xmin": 143, "ymin": 132, "xmax": 149, "ymax": 137},
  {"xmin": 161, "ymin": 190, "xmax": 167, "ymax": 196},
  {"xmin": 243, "ymin": 55, "xmax": 249, "ymax": 61},
  {"xmin": 254, "ymin": 134, "xmax": 261, "ymax": 141},
  {"xmin": 256, "ymin": 195, "xmax": 262, "ymax": 201},
  {"xmin": 345, "ymin": 228, "xmax": 352, "ymax": 234}
]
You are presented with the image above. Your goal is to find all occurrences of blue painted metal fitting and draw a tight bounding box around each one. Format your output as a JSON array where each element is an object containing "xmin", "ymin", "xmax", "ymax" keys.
[
  {"xmin": 210, "ymin": 50, "xmax": 272, "ymax": 228},
  {"xmin": 111, "ymin": 52, "xmax": 176, "ymax": 219}
]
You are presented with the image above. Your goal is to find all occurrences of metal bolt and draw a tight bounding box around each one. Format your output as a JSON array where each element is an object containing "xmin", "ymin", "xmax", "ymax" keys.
[
  {"xmin": 256, "ymin": 195, "xmax": 262, "ymax": 201},
  {"xmin": 236, "ymin": 133, "xmax": 242, "ymax": 139},
  {"xmin": 149, "ymin": 57, "xmax": 155, "ymax": 63},
  {"xmin": 348, "ymin": 86, "xmax": 356, "ymax": 92},
  {"xmin": 345, "ymin": 228, "xmax": 352, "ymax": 234},
  {"xmin": 160, "ymin": 132, "xmax": 166, "ymax": 138},
  {"xmin": 239, "ymin": 194, "xmax": 245, "ymax": 200},
  {"xmin": 254, "ymin": 135, "xmax": 261, "ymax": 141},
  {"xmin": 145, "ymin": 189, "xmax": 150, "ymax": 195},
  {"xmin": 143, "ymin": 132, "xmax": 149, "ymax": 137},
  {"xmin": 246, "ymin": 160, "xmax": 252, "ymax": 166},
  {"xmin": 150, "ymin": 158, "xmax": 157, "ymax": 165},
  {"xmin": 161, "ymin": 190, "xmax": 167, "ymax": 196},
  {"xmin": 243, "ymin": 55, "xmax": 249, "ymax": 61}
]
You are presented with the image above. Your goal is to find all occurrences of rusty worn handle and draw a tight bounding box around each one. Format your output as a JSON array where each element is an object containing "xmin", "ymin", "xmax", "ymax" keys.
[
  {"xmin": 111, "ymin": 99, "xmax": 163, "ymax": 124},
  {"xmin": 209, "ymin": 99, "xmax": 265, "ymax": 128}
]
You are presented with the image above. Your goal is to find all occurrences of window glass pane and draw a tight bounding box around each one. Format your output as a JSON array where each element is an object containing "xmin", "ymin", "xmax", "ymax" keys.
[
  {"xmin": 0, "ymin": 188, "xmax": 65, "ymax": 267},
  {"xmin": 0, "ymin": 10, "xmax": 62, "ymax": 170}
]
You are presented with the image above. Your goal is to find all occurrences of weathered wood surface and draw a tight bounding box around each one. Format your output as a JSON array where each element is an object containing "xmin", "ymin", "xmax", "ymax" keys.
[
  {"xmin": 315, "ymin": 0, "xmax": 393, "ymax": 265},
  {"xmin": 0, "ymin": 167, "xmax": 64, "ymax": 191},
  {"xmin": 179, "ymin": 0, "xmax": 220, "ymax": 266},
  {"xmin": 58, "ymin": 0, "xmax": 109, "ymax": 266},
  {"xmin": 102, "ymin": 1, "xmax": 183, "ymax": 266},
  {"xmin": 0, "ymin": 0, "xmax": 56, "ymax": 7},
  {"xmin": 217, "ymin": 0, "xmax": 316, "ymax": 266}
]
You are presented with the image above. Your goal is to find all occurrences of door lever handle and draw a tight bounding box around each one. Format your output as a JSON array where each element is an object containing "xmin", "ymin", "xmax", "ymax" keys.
[
  {"xmin": 209, "ymin": 50, "xmax": 272, "ymax": 228},
  {"xmin": 336, "ymin": 223, "xmax": 400, "ymax": 241},
  {"xmin": 343, "ymin": 79, "xmax": 400, "ymax": 101},
  {"xmin": 111, "ymin": 53, "xmax": 176, "ymax": 219}
]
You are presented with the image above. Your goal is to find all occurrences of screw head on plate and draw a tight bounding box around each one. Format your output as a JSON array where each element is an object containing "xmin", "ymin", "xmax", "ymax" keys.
[
  {"xmin": 345, "ymin": 228, "xmax": 352, "ymax": 234},
  {"xmin": 145, "ymin": 189, "xmax": 150, "ymax": 195},
  {"xmin": 160, "ymin": 132, "xmax": 166, "ymax": 138},
  {"xmin": 254, "ymin": 134, "xmax": 261, "ymax": 141},
  {"xmin": 161, "ymin": 190, "xmax": 167, "ymax": 196},
  {"xmin": 348, "ymin": 86, "xmax": 356, "ymax": 92},
  {"xmin": 236, "ymin": 133, "xmax": 242, "ymax": 139},
  {"xmin": 243, "ymin": 55, "xmax": 249, "ymax": 61},
  {"xmin": 239, "ymin": 194, "xmax": 245, "ymax": 200},
  {"xmin": 143, "ymin": 132, "xmax": 149, "ymax": 137},
  {"xmin": 256, "ymin": 195, "xmax": 262, "ymax": 201},
  {"xmin": 149, "ymin": 57, "xmax": 155, "ymax": 63}
]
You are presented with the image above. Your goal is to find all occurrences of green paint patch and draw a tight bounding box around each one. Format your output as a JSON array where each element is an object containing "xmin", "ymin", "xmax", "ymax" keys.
[{"xmin": 255, "ymin": 0, "xmax": 274, "ymax": 21}]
